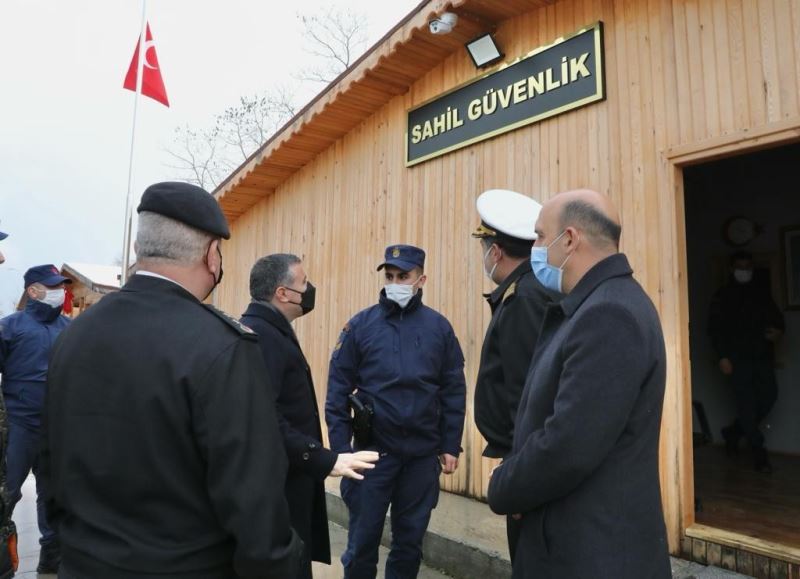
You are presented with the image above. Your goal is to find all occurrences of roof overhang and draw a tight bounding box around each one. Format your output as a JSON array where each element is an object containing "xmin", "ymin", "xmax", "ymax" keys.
[{"xmin": 213, "ymin": 0, "xmax": 556, "ymax": 222}]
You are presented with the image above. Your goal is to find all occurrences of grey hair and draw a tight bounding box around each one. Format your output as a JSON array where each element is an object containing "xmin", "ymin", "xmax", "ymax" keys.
[
  {"xmin": 559, "ymin": 200, "xmax": 621, "ymax": 249},
  {"xmin": 250, "ymin": 254, "xmax": 302, "ymax": 301},
  {"xmin": 136, "ymin": 211, "xmax": 215, "ymax": 265}
]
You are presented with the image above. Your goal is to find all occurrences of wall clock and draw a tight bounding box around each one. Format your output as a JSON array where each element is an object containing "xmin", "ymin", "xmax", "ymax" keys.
[{"xmin": 722, "ymin": 216, "xmax": 758, "ymax": 247}]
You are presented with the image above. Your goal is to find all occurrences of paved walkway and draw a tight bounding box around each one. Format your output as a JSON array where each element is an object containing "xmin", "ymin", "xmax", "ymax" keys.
[
  {"xmin": 12, "ymin": 472, "xmax": 753, "ymax": 578},
  {"xmin": 325, "ymin": 478, "xmax": 754, "ymax": 579},
  {"xmin": 14, "ymin": 476, "xmax": 55, "ymax": 578},
  {"xmin": 13, "ymin": 475, "xmax": 449, "ymax": 578},
  {"xmin": 313, "ymin": 523, "xmax": 451, "ymax": 578}
]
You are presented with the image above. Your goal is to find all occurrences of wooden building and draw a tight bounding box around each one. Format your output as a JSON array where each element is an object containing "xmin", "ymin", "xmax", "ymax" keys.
[
  {"xmin": 60, "ymin": 262, "xmax": 121, "ymax": 316},
  {"xmin": 212, "ymin": 0, "xmax": 800, "ymax": 575}
]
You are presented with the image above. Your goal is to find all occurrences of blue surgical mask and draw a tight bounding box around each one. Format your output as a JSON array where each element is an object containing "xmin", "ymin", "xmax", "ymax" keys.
[{"xmin": 530, "ymin": 230, "xmax": 570, "ymax": 293}]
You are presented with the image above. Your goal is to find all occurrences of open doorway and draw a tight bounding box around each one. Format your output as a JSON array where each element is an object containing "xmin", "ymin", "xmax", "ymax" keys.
[{"xmin": 684, "ymin": 142, "xmax": 800, "ymax": 548}]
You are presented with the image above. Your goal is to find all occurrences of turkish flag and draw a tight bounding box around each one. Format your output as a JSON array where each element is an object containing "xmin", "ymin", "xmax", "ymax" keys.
[
  {"xmin": 63, "ymin": 286, "xmax": 74, "ymax": 316},
  {"xmin": 123, "ymin": 23, "xmax": 169, "ymax": 107}
]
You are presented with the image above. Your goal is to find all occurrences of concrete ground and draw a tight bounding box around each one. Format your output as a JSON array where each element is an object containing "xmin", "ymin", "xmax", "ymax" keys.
[
  {"xmin": 13, "ymin": 475, "xmax": 449, "ymax": 579},
  {"xmin": 325, "ymin": 478, "xmax": 755, "ymax": 579},
  {"xmin": 12, "ymin": 472, "xmax": 752, "ymax": 579},
  {"xmin": 312, "ymin": 523, "xmax": 451, "ymax": 578},
  {"xmin": 14, "ymin": 477, "xmax": 56, "ymax": 578}
]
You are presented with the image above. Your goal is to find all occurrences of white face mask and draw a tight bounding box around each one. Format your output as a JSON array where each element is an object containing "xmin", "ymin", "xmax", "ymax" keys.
[
  {"xmin": 483, "ymin": 245, "xmax": 498, "ymax": 283},
  {"xmin": 385, "ymin": 277, "xmax": 421, "ymax": 309},
  {"xmin": 733, "ymin": 269, "xmax": 753, "ymax": 284},
  {"xmin": 39, "ymin": 288, "xmax": 65, "ymax": 308}
]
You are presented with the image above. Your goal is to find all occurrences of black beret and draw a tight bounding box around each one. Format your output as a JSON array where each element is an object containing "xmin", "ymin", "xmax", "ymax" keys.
[{"xmin": 137, "ymin": 182, "xmax": 230, "ymax": 239}]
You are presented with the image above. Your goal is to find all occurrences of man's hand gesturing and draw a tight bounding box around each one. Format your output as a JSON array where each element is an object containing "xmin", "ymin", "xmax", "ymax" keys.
[{"xmin": 330, "ymin": 451, "xmax": 380, "ymax": 480}]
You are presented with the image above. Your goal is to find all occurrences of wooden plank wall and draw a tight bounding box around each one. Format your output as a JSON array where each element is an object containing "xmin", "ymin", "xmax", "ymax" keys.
[
  {"xmin": 681, "ymin": 535, "xmax": 800, "ymax": 579},
  {"xmin": 214, "ymin": 0, "xmax": 800, "ymax": 552}
]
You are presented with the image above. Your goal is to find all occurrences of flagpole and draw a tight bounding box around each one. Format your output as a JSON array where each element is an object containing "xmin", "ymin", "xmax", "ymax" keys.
[{"xmin": 120, "ymin": 0, "xmax": 148, "ymax": 286}]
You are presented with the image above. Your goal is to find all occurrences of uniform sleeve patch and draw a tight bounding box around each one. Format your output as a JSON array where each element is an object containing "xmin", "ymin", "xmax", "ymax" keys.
[{"xmin": 332, "ymin": 323, "xmax": 351, "ymax": 355}]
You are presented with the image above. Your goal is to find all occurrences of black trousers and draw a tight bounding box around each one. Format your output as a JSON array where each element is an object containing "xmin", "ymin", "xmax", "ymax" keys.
[
  {"xmin": 726, "ymin": 358, "xmax": 778, "ymax": 450},
  {"xmin": 507, "ymin": 515, "xmax": 521, "ymax": 564}
]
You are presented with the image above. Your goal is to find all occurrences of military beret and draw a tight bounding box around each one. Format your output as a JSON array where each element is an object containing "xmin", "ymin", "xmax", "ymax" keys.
[
  {"xmin": 377, "ymin": 244, "xmax": 426, "ymax": 272},
  {"xmin": 137, "ymin": 182, "xmax": 230, "ymax": 239},
  {"xmin": 472, "ymin": 189, "xmax": 541, "ymax": 242}
]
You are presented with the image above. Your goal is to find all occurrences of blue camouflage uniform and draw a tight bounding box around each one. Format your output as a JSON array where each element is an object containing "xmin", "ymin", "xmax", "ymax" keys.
[
  {"xmin": 326, "ymin": 245, "xmax": 466, "ymax": 579},
  {"xmin": 0, "ymin": 265, "xmax": 71, "ymax": 551}
]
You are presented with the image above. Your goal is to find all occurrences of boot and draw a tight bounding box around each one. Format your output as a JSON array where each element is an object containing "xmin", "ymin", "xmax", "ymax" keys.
[
  {"xmin": 36, "ymin": 540, "xmax": 61, "ymax": 574},
  {"xmin": 721, "ymin": 425, "xmax": 740, "ymax": 457},
  {"xmin": 753, "ymin": 448, "xmax": 773, "ymax": 474}
]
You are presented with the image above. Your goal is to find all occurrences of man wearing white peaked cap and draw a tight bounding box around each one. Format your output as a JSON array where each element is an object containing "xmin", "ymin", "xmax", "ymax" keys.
[{"xmin": 472, "ymin": 188, "xmax": 559, "ymax": 559}]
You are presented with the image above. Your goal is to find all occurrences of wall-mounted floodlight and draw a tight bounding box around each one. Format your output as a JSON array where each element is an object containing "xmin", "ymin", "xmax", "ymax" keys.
[{"xmin": 466, "ymin": 33, "xmax": 504, "ymax": 68}]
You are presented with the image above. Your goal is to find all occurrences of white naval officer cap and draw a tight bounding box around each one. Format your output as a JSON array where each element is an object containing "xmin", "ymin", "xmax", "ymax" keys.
[{"xmin": 472, "ymin": 189, "xmax": 541, "ymax": 242}]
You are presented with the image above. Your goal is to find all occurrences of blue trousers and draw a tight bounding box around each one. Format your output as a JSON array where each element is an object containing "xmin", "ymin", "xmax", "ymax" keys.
[
  {"xmin": 6, "ymin": 421, "xmax": 56, "ymax": 546},
  {"xmin": 340, "ymin": 453, "xmax": 440, "ymax": 579}
]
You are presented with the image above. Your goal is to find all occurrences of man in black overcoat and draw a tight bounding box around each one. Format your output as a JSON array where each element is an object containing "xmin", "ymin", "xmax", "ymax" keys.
[
  {"xmin": 241, "ymin": 253, "xmax": 377, "ymax": 579},
  {"xmin": 473, "ymin": 189, "xmax": 558, "ymax": 461},
  {"xmin": 488, "ymin": 189, "xmax": 671, "ymax": 579},
  {"xmin": 41, "ymin": 182, "xmax": 302, "ymax": 579}
]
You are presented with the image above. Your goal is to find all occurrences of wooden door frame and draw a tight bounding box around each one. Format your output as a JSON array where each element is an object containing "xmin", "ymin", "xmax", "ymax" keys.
[{"xmin": 664, "ymin": 116, "xmax": 800, "ymax": 564}]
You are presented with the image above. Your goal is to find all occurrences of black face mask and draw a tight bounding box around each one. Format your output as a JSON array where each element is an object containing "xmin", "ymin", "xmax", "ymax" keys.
[
  {"xmin": 203, "ymin": 243, "xmax": 223, "ymax": 301},
  {"xmin": 215, "ymin": 245, "xmax": 224, "ymax": 287},
  {"xmin": 284, "ymin": 282, "xmax": 316, "ymax": 315}
]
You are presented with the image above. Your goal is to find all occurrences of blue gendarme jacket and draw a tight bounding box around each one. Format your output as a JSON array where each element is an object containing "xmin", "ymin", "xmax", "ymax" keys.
[
  {"xmin": 325, "ymin": 290, "xmax": 466, "ymax": 458},
  {"xmin": 0, "ymin": 300, "xmax": 71, "ymax": 428}
]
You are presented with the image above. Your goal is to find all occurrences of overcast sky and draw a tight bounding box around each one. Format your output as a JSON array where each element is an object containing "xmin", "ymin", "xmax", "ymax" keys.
[{"xmin": 0, "ymin": 0, "xmax": 418, "ymax": 315}]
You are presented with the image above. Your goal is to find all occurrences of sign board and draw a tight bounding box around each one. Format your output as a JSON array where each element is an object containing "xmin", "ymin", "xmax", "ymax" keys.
[{"xmin": 406, "ymin": 23, "xmax": 605, "ymax": 166}]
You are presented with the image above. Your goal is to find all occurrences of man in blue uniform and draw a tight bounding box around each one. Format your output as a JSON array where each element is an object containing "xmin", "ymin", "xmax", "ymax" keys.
[
  {"xmin": 0, "ymin": 264, "xmax": 72, "ymax": 573},
  {"xmin": 326, "ymin": 244, "xmax": 466, "ymax": 579}
]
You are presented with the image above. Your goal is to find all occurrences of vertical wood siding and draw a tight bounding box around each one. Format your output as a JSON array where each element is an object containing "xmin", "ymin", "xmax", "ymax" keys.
[{"xmin": 214, "ymin": 0, "xmax": 800, "ymax": 551}]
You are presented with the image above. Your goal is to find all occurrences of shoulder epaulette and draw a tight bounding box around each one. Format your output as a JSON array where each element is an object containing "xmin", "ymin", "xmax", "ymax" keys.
[
  {"xmin": 502, "ymin": 281, "xmax": 517, "ymax": 303},
  {"xmin": 203, "ymin": 304, "xmax": 257, "ymax": 339}
]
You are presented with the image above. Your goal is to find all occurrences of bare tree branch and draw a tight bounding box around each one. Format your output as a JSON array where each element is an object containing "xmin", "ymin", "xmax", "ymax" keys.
[
  {"xmin": 164, "ymin": 88, "xmax": 296, "ymax": 190},
  {"xmin": 164, "ymin": 8, "xmax": 366, "ymax": 188},
  {"xmin": 163, "ymin": 125, "xmax": 224, "ymax": 190},
  {"xmin": 295, "ymin": 7, "xmax": 368, "ymax": 84}
]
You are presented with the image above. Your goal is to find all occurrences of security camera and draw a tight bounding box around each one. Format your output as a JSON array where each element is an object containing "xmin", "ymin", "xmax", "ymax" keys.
[{"xmin": 429, "ymin": 12, "xmax": 458, "ymax": 35}]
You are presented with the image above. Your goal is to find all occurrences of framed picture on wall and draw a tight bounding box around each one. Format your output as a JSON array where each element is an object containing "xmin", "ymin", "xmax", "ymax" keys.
[{"xmin": 782, "ymin": 225, "xmax": 800, "ymax": 310}]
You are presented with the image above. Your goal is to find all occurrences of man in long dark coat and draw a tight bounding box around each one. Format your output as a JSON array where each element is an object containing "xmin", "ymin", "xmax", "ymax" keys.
[
  {"xmin": 241, "ymin": 253, "xmax": 377, "ymax": 579},
  {"xmin": 488, "ymin": 189, "xmax": 671, "ymax": 579}
]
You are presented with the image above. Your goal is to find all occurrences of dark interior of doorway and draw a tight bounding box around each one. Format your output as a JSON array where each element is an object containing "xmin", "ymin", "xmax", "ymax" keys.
[{"xmin": 684, "ymin": 142, "xmax": 800, "ymax": 548}]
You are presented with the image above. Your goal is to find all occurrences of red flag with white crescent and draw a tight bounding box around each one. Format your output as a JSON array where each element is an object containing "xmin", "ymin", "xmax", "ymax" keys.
[{"xmin": 123, "ymin": 22, "xmax": 169, "ymax": 107}]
